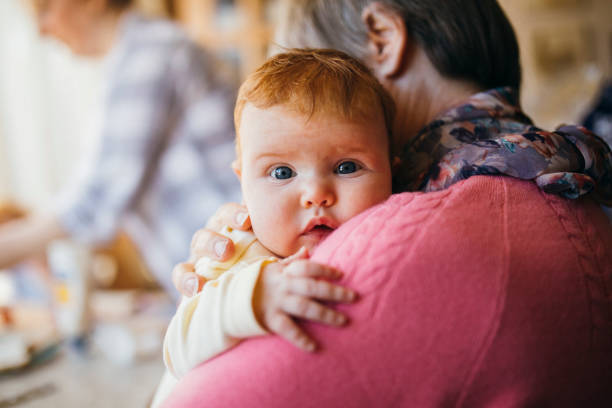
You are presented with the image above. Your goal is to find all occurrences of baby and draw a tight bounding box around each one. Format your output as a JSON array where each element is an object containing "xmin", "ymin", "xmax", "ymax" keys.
[{"xmin": 160, "ymin": 49, "xmax": 395, "ymax": 389}]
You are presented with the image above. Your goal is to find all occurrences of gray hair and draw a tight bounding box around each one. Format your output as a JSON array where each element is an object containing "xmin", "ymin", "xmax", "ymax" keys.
[
  {"xmin": 274, "ymin": 0, "xmax": 370, "ymax": 60},
  {"xmin": 274, "ymin": 0, "xmax": 521, "ymax": 90}
]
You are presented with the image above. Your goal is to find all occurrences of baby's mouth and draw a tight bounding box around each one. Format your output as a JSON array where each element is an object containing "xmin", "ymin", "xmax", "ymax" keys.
[
  {"xmin": 310, "ymin": 225, "xmax": 334, "ymax": 233},
  {"xmin": 302, "ymin": 225, "xmax": 335, "ymax": 242},
  {"xmin": 302, "ymin": 217, "xmax": 338, "ymax": 237}
]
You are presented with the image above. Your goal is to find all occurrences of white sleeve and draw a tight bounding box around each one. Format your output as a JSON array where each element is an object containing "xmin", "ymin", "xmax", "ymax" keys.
[{"xmin": 163, "ymin": 257, "xmax": 275, "ymax": 379}]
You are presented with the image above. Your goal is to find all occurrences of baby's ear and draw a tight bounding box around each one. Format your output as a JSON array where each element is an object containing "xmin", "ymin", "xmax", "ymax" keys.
[{"xmin": 231, "ymin": 159, "xmax": 242, "ymax": 179}]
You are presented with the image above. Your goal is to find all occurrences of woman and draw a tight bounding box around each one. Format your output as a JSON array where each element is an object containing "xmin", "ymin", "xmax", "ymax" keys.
[
  {"xmin": 167, "ymin": 0, "xmax": 612, "ymax": 406},
  {"xmin": 0, "ymin": 0, "xmax": 239, "ymax": 295}
]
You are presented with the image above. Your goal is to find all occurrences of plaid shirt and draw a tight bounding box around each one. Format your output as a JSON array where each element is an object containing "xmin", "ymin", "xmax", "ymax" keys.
[{"xmin": 56, "ymin": 14, "xmax": 241, "ymax": 297}]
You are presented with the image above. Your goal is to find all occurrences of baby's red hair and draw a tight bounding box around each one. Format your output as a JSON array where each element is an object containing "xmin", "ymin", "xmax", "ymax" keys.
[{"xmin": 234, "ymin": 48, "xmax": 395, "ymax": 158}]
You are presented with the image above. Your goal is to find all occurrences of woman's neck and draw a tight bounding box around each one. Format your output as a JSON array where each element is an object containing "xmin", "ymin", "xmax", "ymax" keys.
[
  {"xmin": 86, "ymin": 8, "xmax": 126, "ymax": 57},
  {"xmin": 390, "ymin": 48, "xmax": 483, "ymax": 151}
]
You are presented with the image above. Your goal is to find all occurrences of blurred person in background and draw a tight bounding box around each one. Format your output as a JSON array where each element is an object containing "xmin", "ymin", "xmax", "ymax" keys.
[
  {"xmin": 584, "ymin": 80, "xmax": 612, "ymax": 149},
  {"xmin": 583, "ymin": 79, "xmax": 612, "ymax": 220},
  {"xmin": 0, "ymin": 0, "xmax": 240, "ymax": 298}
]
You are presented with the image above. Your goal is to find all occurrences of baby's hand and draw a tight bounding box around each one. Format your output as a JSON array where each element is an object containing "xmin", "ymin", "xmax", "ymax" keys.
[{"xmin": 253, "ymin": 248, "xmax": 358, "ymax": 352}]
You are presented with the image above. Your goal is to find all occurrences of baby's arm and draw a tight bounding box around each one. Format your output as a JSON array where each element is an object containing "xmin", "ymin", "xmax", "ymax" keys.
[
  {"xmin": 163, "ymin": 250, "xmax": 275, "ymax": 379},
  {"xmin": 164, "ymin": 236, "xmax": 357, "ymax": 379}
]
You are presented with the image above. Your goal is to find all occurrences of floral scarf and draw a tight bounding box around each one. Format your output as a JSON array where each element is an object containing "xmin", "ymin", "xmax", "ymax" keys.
[{"xmin": 393, "ymin": 87, "xmax": 612, "ymax": 205}]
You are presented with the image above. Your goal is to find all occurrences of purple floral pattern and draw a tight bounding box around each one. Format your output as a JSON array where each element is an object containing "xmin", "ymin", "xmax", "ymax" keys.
[{"xmin": 393, "ymin": 87, "xmax": 612, "ymax": 205}]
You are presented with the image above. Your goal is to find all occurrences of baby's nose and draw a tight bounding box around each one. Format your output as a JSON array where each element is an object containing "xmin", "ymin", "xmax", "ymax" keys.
[{"xmin": 301, "ymin": 183, "xmax": 335, "ymax": 208}]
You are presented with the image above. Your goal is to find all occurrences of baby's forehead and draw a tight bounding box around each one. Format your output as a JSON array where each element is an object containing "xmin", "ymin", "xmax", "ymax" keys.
[
  {"xmin": 238, "ymin": 104, "xmax": 388, "ymax": 158},
  {"xmin": 240, "ymin": 102, "xmax": 384, "ymax": 129}
]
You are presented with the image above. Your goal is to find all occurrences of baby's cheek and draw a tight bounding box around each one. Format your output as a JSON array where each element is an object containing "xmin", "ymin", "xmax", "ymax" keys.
[
  {"xmin": 244, "ymin": 186, "xmax": 297, "ymax": 257},
  {"xmin": 250, "ymin": 215, "xmax": 293, "ymax": 258},
  {"xmin": 351, "ymin": 183, "xmax": 391, "ymax": 215}
]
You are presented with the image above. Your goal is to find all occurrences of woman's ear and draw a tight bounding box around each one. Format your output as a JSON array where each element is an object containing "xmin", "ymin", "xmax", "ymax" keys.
[
  {"xmin": 361, "ymin": 2, "xmax": 410, "ymax": 79},
  {"xmin": 231, "ymin": 159, "xmax": 242, "ymax": 179}
]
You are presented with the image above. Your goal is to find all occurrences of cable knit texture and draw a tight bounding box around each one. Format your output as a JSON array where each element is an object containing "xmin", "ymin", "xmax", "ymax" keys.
[{"xmin": 165, "ymin": 176, "xmax": 612, "ymax": 407}]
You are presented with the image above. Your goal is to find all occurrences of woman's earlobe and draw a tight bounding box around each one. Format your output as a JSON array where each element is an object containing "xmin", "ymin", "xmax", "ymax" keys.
[{"xmin": 362, "ymin": 2, "xmax": 409, "ymax": 79}]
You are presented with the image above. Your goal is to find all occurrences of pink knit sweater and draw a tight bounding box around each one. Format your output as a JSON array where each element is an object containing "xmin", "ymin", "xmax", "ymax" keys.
[{"xmin": 165, "ymin": 176, "xmax": 612, "ymax": 407}]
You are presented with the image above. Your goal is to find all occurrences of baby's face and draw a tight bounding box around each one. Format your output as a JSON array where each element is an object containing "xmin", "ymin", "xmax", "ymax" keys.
[{"xmin": 236, "ymin": 104, "xmax": 392, "ymax": 257}]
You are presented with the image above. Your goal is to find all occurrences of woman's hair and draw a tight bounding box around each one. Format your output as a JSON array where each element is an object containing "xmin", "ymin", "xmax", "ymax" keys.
[
  {"xmin": 234, "ymin": 48, "xmax": 395, "ymax": 157},
  {"xmin": 276, "ymin": 0, "xmax": 521, "ymax": 90}
]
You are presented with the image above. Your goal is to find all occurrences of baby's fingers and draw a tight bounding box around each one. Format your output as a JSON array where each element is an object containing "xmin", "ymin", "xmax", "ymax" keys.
[
  {"xmin": 287, "ymin": 277, "xmax": 357, "ymax": 303},
  {"xmin": 284, "ymin": 259, "xmax": 342, "ymax": 280},
  {"xmin": 281, "ymin": 295, "xmax": 348, "ymax": 326},
  {"xmin": 267, "ymin": 312, "xmax": 316, "ymax": 352}
]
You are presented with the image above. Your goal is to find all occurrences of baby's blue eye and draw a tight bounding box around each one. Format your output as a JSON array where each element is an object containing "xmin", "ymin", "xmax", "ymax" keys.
[
  {"xmin": 336, "ymin": 161, "xmax": 359, "ymax": 174},
  {"xmin": 272, "ymin": 166, "xmax": 295, "ymax": 180}
]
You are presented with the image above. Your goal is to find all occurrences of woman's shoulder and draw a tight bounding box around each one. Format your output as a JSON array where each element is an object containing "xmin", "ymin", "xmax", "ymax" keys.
[
  {"xmin": 312, "ymin": 177, "xmax": 473, "ymax": 265},
  {"xmin": 313, "ymin": 175, "xmax": 611, "ymax": 275}
]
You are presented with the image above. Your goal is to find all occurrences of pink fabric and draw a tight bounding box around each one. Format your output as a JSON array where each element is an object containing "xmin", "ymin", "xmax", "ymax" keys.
[{"xmin": 165, "ymin": 176, "xmax": 612, "ymax": 407}]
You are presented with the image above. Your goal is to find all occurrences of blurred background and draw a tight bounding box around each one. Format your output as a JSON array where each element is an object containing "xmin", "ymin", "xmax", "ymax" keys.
[
  {"xmin": 2, "ymin": 0, "xmax": 612, "ymax": 210},
  {"xmin": 0, "ymin": 0, "xmax": 611, "ymax": 406}
]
